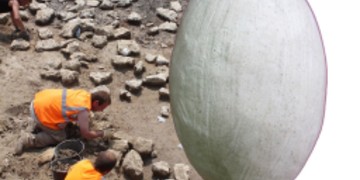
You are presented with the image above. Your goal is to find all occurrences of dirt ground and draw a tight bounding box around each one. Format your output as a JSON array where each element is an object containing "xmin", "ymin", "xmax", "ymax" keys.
[{"xmin": 0, "ymin": 0, "xmax": 202, "ymax": 179}]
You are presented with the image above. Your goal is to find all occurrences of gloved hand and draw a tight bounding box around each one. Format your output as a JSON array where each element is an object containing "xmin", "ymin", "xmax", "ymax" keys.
[
  {"xmin": 18, "ymin": 30, "xmax": 30, "ymax": 41},
  {"xmin": 11, "ymin": 29, "xmax": 30, "ymax": 41}
]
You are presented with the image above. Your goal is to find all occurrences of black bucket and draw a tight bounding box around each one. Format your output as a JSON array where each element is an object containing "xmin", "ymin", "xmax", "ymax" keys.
[
  {"xmin": 55, "ymin": 139, "xmax": 84, "ymax": 159},
  {"xmin": 50, "ymin": 155, "xmax": 81, "ymax": 180}
]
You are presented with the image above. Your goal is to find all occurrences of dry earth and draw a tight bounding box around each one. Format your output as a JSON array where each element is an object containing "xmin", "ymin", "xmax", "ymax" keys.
[{"xmin": 0, "ymin": 0, "xmax": 202, "ymax": 179}]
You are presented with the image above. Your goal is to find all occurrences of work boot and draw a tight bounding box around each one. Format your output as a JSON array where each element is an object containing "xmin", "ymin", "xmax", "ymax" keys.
[{"xmin": 14, "ymin": 131, "xmax": 34, "ymax": 155}]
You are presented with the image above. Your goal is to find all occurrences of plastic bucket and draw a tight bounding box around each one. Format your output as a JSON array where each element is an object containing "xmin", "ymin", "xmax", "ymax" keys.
[
  {"xmin": 50, "ymin": 155, "xmax": 81, "ymax": 180},
  {"xmin": 55, "ymin": 139, "xmax": 85, "ymax": 159}
]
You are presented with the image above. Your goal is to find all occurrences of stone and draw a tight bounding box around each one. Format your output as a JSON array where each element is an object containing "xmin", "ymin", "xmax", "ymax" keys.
[
  {"xmin": 143, "ymin": 73, "xmax": 168, "ymax": 86},
  {"xmin": 111, "ymin": 56, "xmax": 135, "ymax": 67},
  {"xmin": 125, "ymin": 79, "xmax": 142, "ymax": 92},
  {"xmin": 29, "ymin": 2, "xmax": 47, "ymax": 14},
  {"xmin": 38, "ymin": 28, "xmax": 53, "ymax": 39},
  {"xmin": 159, "ymin": 22, "xmax": 177, "ymax": 32},
  {"xmin": 152, "ymin": 161, "xmax": 170, "ymax": 178},
  {"xmin": 116, "ymin": 0, "xmax": 132, "ymax": 7},
  {"xmin": 160, "ymin": 106, "xmax": 170, "ymax": 117},
  {"xmin": 61, "ymin": 41, "xmax": 80, "ymax": 56},
  {"xmin": 159, "ymin": 87, "xmax": 170, "ymax": 98},
  {"xmin": 156, "ymin": 7, "xmax": 177, "ymax": 22},
  {"xmin": 94, "ymin": 25, "xmax": 114, "ymax": 38},
  {"xmin": 110, "ymin": 139, "xmax": 129, "ymax": 153},
  {"xmin": 80, "ymin": 8, "xmax": 95, "ymax": 19},
  {"xmin": 134, "ymin": 61, "xmax": 145, "ymax": 75},
  {"xmin": 99, "ymin": 0, "xmax": 114, "ymax": 10},
  {"xmin": 117, "ymin": 40, "xmax": 141, "ymax": 56},
  {"xmin": 45, "ymin": 58, "xmax": 63, "ymax": 69},
  {"xmin": 87, "ymin": 0, "xmax": 100, "ymax": 7},
  {"xmin": 131, "ymin": 137, "xmax": 154, "ymax": 156},
  {"xmin": 119, "ymin": 89, "xmax": 131, "ymax": 101},
  {"xmin": 63, "ymin": 59, "xmax": 81, "ymax": 71},
  {"xmin": 127, "ymin": 12, "xmax": 142, "ymax": 24},
  {"xmin": 170, "ymin": 1, "xmax": 182, "ymax": 12},
  {"xmin": 156, "ymin": 55, "xmax": 169, "ymax": 66},
  {"xmin": 61, "ymin": 18, "xmax": 81, "ymax": 38},
  {"xmin": 147, "ymin": 26, "xmax": 159, "ymax": 36},
  {"xmin": 122, "ymin": 150, "xmax": 143, "ymax": 180},
  {"xmin": 60, "ymin": 69, "xmax": 79, "ymax": 85},
  {"xmin": 89, "ymin": 72, "xmax": 112, "ymax": 85},
  {"xmin": 92, "ymin": 35, "xmax": 108, "ymax": 48},
  {"xmin": 58, "ymin": 11, "xmax": 77, "ymax": 22},
  {"xmin": 10, "ymin": 40, "xmax": 30, "ymax": 51},
  {"xmin": 173, "ymin": 164, "xmax": 190, "ymax": 180},
  {"xmin": 113, "ymin": 27, "xmax": 131, "ymax": 40},
  {"xmin": 35, "ymin": 39, "xmax": 61, "ymax": 52},
  {"xmin": 40, "ymin": 69, "xmax": 61, "ymax": 81},
  {"xmin": 145, "ymin": 53, "xmax": 156, "ymax": 63},
  {"xmin": 35, "ymin": 7, "xmax": 55, "ymax": 25}
]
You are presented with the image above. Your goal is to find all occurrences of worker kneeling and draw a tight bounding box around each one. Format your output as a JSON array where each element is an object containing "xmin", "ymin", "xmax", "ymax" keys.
[
  {"xmin": 14, "ymin": 88, "xmax": 112, "ymax": 155},
  {"xmin": 65, "ymin": 150, "xmax": 117, "ymax": 180}
]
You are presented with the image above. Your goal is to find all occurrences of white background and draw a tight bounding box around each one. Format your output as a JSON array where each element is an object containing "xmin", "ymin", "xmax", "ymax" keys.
[{"xmin": 297, "ymin": 1, "xmax": 360, "ymax": 179}]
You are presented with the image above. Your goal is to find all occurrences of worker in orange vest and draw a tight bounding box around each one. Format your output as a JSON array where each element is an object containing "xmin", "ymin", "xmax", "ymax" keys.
[
  {"xmin": 65, "ymin": 150, "xmax": 117, "ymax": 180},
  {"xmin": 14, "ymin": 88, "xmax": 112, "ymax": 155}
]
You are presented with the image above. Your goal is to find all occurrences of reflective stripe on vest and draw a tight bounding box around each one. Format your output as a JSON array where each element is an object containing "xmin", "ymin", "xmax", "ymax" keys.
[{"xmin": 61, "ymin": 89, "xmax": 87, "ymax": 123}]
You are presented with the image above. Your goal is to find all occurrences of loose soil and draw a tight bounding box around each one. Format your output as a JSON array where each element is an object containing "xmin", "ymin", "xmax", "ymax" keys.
[{"xmin": 0, "ymin": 0, "xmax": 202, "ymax": 179}]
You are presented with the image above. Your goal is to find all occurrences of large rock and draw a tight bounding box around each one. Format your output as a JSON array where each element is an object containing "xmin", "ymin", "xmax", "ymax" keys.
[
  {"xmin": 89, "ymin": 72, "xmax": 112, "ymax": 85},
  {"xmin": 159, "ymin": 22, "xmax": 177, "ymax": 32},
  {"xmin": 173, "ymin": 164, "xmax": 190, "ymax": 180},
  {"xmin": 60, "ymin": 69, "xmax": 79, "ymax": 85},
  {"xmin": 127, "ymin": 12, "xmax": 142, "ymax": 25},
  {"xmin": 170, "ymin": 1, "xmax": 182, "ymax": 12},
  {"xmin": 156, "ymin": 55, "xmax": 169, "ymax": 66},
  {"xmin": 117, "ymin": 40, "xmax": 141, "ymax": 56},
  {"xmin": 122, "ymin": 150, "xmax": 143, "ymax": 180},
  {"xmin": 156, "ymin": 7, "xmax": 177, "ymax": 22},
  {"xmin": 125, "ymin": 79, "xmax": 142, "ymax": 92},
  {"xmin": 143, "ymin": 73, "xmax": 168, "ymax": 86},
  {"xmin": 152, "ymin": 161, "xmax": 171, "ymax": 178},
  {"xmin": 131, "ymin": 137, "xmax": 154, "ymax": 157},
  {"xmin": 29, "ymin": 2, "xmax": 47, "ymax": 14},
  {"xmin": 35, "ymin": 39, "xmax": 61, "ymax": 52},
  {"xmin": 111, "ymin": 56, "xmax": 135, "ymax": 68},
  {"xmin": 92, "ymin": 35, "xmax": 108, "ymax": 48},
  {"xmin": 99, "ymin": 0, "xmax": 114, "ymax": 10},
  {"xmin": 38, "ymin": 28, "xmax": 53, "ymax": 39},
  {"xmin": 63, "ymin": 59, "xmax": 81, "ymax": 71},
  {"xmin": 61, "ymin": 41, "xmax": 80, "ymax": 56},
  {"xmin": 10, "ymin": 40, "xmax": 30, "ymax": 51},
  {"xmin": 0, "ymin": 14, "xmax": 9, "ymax": 25},
  {"xmin": 35, "ymin": 7, "xmax": 55, "ymax": 25},
  {"xmin": 113, "ymin": 27, "xmax": 131, "ymax": 40},
  {"xmin": 40, "ymin": 68, "xmax": 61, "ymax": 81},
  {"xmin": 110, "ymin": 139, "xmax": 129, "ymax": 153}
]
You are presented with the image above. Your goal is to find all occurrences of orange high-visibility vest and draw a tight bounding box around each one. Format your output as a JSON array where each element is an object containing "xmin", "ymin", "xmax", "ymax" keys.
[
  {"xmin": 65, "ymin": 159, "xmax": 103, "ymax": 180},
  {"xmin": 33, "ymin": 89, "xmax": 91, "ymax": 130}
]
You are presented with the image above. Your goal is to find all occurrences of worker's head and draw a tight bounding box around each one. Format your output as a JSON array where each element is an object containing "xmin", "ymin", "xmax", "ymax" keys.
[
  {"xmin": 91, "ymin": 91, "xmax": 111, "ymax": 112},
  {"xmin": 94, "ymin": 150, "xmax": 117, "ymax": 174},
  {"xmin": 18, "ymin": 0, "xmax": 32, "ymax": 7}
]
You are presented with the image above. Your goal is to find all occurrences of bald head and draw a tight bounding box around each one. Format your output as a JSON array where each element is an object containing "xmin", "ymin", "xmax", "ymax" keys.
[{"xmin": 94, "ymin": 150, "xmax": 117, "ymax": 174}]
